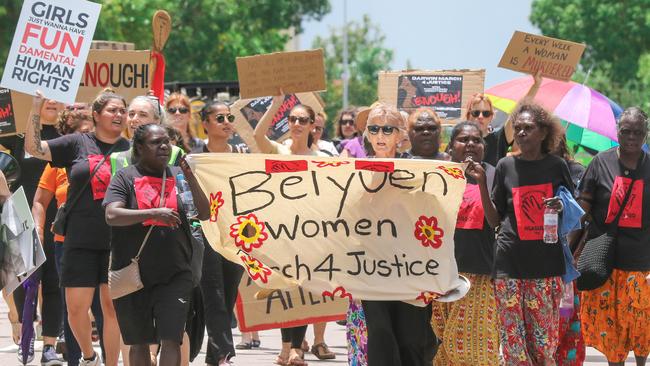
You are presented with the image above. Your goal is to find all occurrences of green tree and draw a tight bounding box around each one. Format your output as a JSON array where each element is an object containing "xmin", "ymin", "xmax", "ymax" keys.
[
  {"xmin": 0, "ymin": 0, "xmax": 330, "ymax": 81},
  {"xmin": 530, "ymin": 0, "xmax": 650, "ymax": 111},
  {"xmin": 312, "ymin": 15, "xmax": 394, "ymax": 133}
]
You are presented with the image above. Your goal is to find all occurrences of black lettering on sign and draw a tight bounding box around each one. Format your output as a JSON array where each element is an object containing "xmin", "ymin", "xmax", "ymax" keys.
[
  {"xmin": 313, "ymin": 253, "xmax": 341, "ymax": 281},
  {"xmin": 230, "ymin": 171, "xmax": 274, "ymax": 215}
]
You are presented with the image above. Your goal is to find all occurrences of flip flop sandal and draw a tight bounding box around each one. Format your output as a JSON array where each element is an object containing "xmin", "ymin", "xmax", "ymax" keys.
[
  {"xmin": 251, "ymin": 339, "xmax": 261, "ymax": 348},
  {"xmin": 311, "ymin": 342, "xmax": 336, "ymax": 360},
  {"xmin": 288, "ymin": 352, "xmax": 308, "ymax": 366},
  {"xmin": 235, "ymin": 341, "xmax": 252, "ymax": 350},
  {"xmin": 275, "ymin": 355, "xmax": 289, "ymax": 365}
]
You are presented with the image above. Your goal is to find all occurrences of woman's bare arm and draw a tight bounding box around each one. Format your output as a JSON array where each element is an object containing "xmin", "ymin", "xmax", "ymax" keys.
[
  {"xmin": 24, "ymin": 91, "xmax": 52, "ymax": 161},
  {"xmin": 253, "ymin": 95, "xmax": 284, "ymax": 154}
]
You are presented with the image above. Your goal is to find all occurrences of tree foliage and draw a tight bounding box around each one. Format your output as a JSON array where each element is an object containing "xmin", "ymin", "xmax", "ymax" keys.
[
  {"xmin": 530, "ymin": 0, "xmax": 650, "ymax": 111},
  {"xmin": 0, "ymin": 0, "xmax": 331, "ymax": 81},
  {"xmin": 312, "ymin": 15, "xmax": 394, "ymax": 134}
]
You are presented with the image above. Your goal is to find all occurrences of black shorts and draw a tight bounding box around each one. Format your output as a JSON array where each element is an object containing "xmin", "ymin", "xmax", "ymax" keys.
[
  {"xmin": 60, "ymin": 246, "xmax": 110, "ymax": 287},
  {"xmin": 114, "ymin": 271, "xmax": 192, "ymax": 345}
]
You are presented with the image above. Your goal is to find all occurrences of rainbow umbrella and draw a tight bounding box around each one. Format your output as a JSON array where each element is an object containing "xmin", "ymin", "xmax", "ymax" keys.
[{"xmin": 486, "ymin": 76, "xmax": 623, "ymax": 152}]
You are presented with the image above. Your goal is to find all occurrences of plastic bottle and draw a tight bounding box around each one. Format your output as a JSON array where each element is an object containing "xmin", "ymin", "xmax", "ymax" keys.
[
  {"xmin": 543, "ymin": 206, "xmax": 559, "ymax": 243},
  {"xmin": 559, "ymin": 282, "xmax": 574, "ymax": 318},
  {"xmin": 176, "ymin": 173, "xmax": 198, "ymax": 218}
]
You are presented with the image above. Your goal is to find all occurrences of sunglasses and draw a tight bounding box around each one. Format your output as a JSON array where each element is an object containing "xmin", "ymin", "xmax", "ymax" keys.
[
  {"xmin": 470, "ymin": 110, "xmax": 493, "ymax": 118},
  {"xmin": 339, "ymin": 119, "xmax": 355, "ymax": 126},
  {"xmin": 214, "ymin": 114, "xmax": 235, "ymax": 123},
  {"xmin": 288, "ymin": 115, "xmax": 312, "ymax": 125},
  {"xmin": 167, "ymin": 107, "xmax": 190, "ymax": 114},
  {"xmin": 367, "ymin": 125, "xmax": 397, "ymax": 135}
]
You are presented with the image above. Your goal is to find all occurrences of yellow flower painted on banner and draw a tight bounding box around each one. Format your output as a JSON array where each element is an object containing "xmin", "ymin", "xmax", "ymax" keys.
[
  {"xmin": 239, "ymin": 254, "xmax": 272, "ymax": 284},
  {"xmin": 438, "ymin": 165, "xmax": 465, "ymax": 180},
  {"xmin": 414, "ymin": 215, "xmax": 444, "ymax": 248},
  {"xmin": 416, "ymin": 291, "xmax": 443, "ymax": 304},
  {"xmin": 209, "ymin": 192, "xmax": 224, "ymax": 222},
  {"xmin": 229, "ymin": 214, "xmax": 269, "ymax": 252}
]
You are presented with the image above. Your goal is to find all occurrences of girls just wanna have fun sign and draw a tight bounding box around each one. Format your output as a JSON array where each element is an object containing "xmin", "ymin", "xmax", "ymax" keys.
[{"xmin": 190, "ymin": 154, "xmax": 467, "ymax": 306}]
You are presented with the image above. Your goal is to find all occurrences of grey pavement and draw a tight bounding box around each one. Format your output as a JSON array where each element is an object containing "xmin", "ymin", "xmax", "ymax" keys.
[{"xmin": 0, "ymin": 298, "xmax": 633, "ymax": 365}]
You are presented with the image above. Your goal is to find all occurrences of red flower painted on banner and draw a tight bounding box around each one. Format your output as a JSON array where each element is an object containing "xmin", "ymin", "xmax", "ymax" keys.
[
  {"xmin": 414, "ymin": 215, "xmax": 444, "ymax": 248},
  {"xmin": 229, "ymin": 214, "xmax": 269, "ymax": 252},
  {"xmin": 322, "ymin": 286, "xmax": 353, "ymax": 301},
  {"xmin": 240, "ymin": 254, "xmax": 272, "ymax": 284},
  {"xmin": 416, "ymin": 291, "xmax": 443, "ymax": 304},
  {"xmin": 209, "ymin": 192, "xmax": 224, "ymax": 222},
  {"xmin": 312, "ymin": 160, "xmax": 350, "ymax": 168},
  {"xmin": 437, "ymin": 165, "xmax": 465, "ymax": 180}
]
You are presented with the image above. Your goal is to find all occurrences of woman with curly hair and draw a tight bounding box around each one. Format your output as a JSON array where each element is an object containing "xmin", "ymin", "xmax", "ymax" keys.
[{"xmin": 485, "ymin": 100, "xmax": 573, "ymax": 365}]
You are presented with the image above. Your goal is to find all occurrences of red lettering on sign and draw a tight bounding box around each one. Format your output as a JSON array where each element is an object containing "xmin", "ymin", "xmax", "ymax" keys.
[
  {"xmin": 412, "ymin": 91, "xmax": 461, "ymax": 107},
  {"xmin": 456, "ymin": 183, "xmax": 484, "ymax": 230},
  {"xmin": 511, "ymin": 183, "xmax": 552, "ymax": 240},
  {"xmin": 605, "ymin": 176, "xmax": 643, "ymax": 228},
  {"xmin": 21, "ymin": 22, "xmax": 82, "ymax": 57},
  {"xmin": 265, "ymin": 159, "xmax": 308, "ymax": 173},
  {"xmin": 354, "ymin": 160, "xmax": 395, "ymax": 172}
]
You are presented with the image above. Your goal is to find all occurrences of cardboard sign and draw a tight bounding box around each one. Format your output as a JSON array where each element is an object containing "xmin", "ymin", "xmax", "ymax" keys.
[
  {"xmin": 191, "ymin": 154, "xmax": 468, "ymax": 306},
  {"xmin": 236, "ymin": 274, "xmax": 346, "ymax": 332},
  {"xmin": 0, "ymin": 0, "xmax": 101, "ymax": 104},
  {"xmin": 0, "ymin": 89, "xmax": 16, "ymax": 136},
  {"xmin": 378, "ymin": 70, "xmax": 485, "ymax": 123},
  {"xmin": 236, "ymin": 49, "xmax": 326, "ymax": 99},
  {"xmin": 0, "ymin": 90, "xmax": 32, "ymax": 138},
  {"xmin": 231, "ymin": 92, "xmax": 324, "ymax": 153},
  {"xmin": 498, "ymin": 31, "xmax": 586, "ymax": 81},
  {"xmin": 76, "ymin": 49, "xmax": 150, "ymax": 104}
]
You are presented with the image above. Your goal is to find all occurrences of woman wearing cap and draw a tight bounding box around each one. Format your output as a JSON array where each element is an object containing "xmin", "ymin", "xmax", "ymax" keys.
[
  {"xmin": 254, "ymin": 94, "xmax": 329, "ymax": 366},
  {"xmin": 432, "ymin": 121, "xmax": 499, "ymax": 365},
  {"xmin": 166, "ymin": 93, "xmax": 204, "ymax": 153},
  {"xmin": 485, "ymin": 100, "xmax": 572, "ymax": 365},
  {"xmin": 350, "ymin": 103, "xmax": 435, "ymax": 366}
]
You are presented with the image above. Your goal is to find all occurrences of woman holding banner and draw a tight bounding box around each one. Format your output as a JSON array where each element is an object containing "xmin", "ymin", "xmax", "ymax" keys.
[
  {"xmin": 488, "ymin": 100, "xmax": 572, "ymax": 365},
  {"xmin": 24, "ymin": 89, "xmax": 131, "ymax": 366},
  {"xmin": 432, "ymin": 121, "xmax": 500, "ymax": 366},
  {"xmin": 254, "ymin": 94, "xmax": 329, "ymax": 366},
  {"xmin": 352, "ymin": 103, "xmax": 435, "ymax": 366}
]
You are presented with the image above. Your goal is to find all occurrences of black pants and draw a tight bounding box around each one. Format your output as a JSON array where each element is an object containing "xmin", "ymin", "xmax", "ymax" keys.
[
  {"xmin": 200, "ymin": 243, "xmax": 243, "ymax": 363},
  {"xmin": 361, "ymin": 300, "xmax": 435, "ymax": 366},
  {"xmin": 15, "ymin": 236, "xmax": 62, "ymax": 338},
  {"xmin": 280, "ymin": 326, "xmax": 308, "ymax": 349}
]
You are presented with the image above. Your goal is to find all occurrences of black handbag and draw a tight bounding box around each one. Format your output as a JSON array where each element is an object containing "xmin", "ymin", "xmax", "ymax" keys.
[
  {"xmin": 52, "ymin": 143, "xmax": 119, "ymax": 236},
  {"xmin": 576, "ymin": 170, "xmax": 636, "ymax": 291}
]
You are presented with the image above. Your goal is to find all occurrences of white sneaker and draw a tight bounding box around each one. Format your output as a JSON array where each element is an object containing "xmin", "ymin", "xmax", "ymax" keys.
[{"xmin": 79, "ymin": 352, "xmax": 101, "ymax": 366}]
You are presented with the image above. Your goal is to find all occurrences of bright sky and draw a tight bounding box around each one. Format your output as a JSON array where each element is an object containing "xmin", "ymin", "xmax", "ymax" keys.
[{"xmin": 300, "ymin": 0, "xmax": 539, "ymax": 89}]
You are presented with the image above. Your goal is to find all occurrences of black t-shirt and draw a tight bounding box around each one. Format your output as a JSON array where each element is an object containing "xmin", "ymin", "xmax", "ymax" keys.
[
  {"xmin": 578, "ymin": 148, "xmax": 650, "ymax": 271},
  {"xmin": 483, "ymin": 127, "xmax": 509, "ymax": 167},
  {"xmin": 454, "ymin": 163, "xmax": 496, "ymax": 275},
  {"xmin": 103, "ymin": 165, "xmax": 192, "ymax": 287},
  {"xmin": 48, "ymin": 133, "xmax": 130, "ymax": 249},
  {"xmin": 491, "ymin": 154, "xmax": 574, "ymax": 279}
]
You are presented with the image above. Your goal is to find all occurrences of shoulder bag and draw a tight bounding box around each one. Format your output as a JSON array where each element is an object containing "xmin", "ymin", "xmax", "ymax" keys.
[
  {"xmin": 576, "ymin": 170, "xmax": 636, "ymax": 291},
  {"xmin": 51, "ymin": 141, "xmax": 120, "ymax": 236},
  {"xmin": 109, "ymin": 169, "xmax": 167, "ymax": 300}
]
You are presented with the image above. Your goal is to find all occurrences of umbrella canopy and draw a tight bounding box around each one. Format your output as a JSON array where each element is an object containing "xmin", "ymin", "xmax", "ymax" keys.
[{"xmin": 486, "ymin": 76, "xmax": 623, "ymax": 152}]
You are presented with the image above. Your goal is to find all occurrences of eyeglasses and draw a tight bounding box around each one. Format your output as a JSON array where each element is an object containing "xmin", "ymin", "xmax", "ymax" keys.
[
  {"xmin": 288, "ymin": 115, "xmax": 313, "ymax": 125},
  {"xmin": 167, "ymin": 107, "xmax": 189, "ymax": 114},
  {"xmin": 470, "ymin": 110, "xmax": 493, "ymax": 118},
  {"xmin": 339, "ymin": 119, "xmax": 354, "ymax": 126},
  {"xmin": 214, "ymin": 114, "xmax": 235, "ymax": 123},
  {"xmin": 367, "ymin": 125, "xmax": 397, "ymax": 135}
]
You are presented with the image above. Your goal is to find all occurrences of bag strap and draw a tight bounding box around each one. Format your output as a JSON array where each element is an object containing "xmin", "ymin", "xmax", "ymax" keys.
[
  {"xmin": 65, "ymin": 139, "xmax": 121, "ymax": 210},
  {"xmin": 133, "ymin": 169, "xmax": 167, "ymax": 262}
]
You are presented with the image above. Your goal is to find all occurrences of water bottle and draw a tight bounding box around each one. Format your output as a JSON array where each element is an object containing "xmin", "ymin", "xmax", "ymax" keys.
[
  {"xmin": 543, "ymin": 206, "xmax": 559, "ymax": 243},
  {"xmin": 176, "ymin": 173, "xmax": 198, "ymax": 218},
  {"xmin": 559, "ymin": 282, "xmax": 574, "ymax": 318}
]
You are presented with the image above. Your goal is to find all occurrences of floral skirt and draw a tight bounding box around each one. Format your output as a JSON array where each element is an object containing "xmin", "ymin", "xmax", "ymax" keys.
[
  {"xmin": 431, "ymin": 273, "xmax": 499, "ymax": 366},
  {"xmin": 580, "ymin": 269, "xmax": 650, "ymax": 363},
  {"xmin": 347, "ymin": 299, "xmax": 368, "ymax": 366},
  {"xmin": 555, "ymin": 281, "xmax": 585, "ymax": 365}
]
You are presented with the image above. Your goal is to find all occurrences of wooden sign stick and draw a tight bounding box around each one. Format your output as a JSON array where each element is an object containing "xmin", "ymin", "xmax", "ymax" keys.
[{"xmin": 149, "ymin": 10, "xmax": 172, "ymax": 90}]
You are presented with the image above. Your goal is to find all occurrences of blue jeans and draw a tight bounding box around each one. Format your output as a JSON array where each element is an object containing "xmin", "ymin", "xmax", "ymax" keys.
[{"xmin": 54, "ymin": 243, "xmax": 105, "ymax": 366}]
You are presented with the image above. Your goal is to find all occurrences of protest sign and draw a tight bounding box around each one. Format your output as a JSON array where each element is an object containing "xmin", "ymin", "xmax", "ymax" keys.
[
  {"xmin": 0, "ymin": 88, "xmax": 16, "ymax": 136},
  {"xmin": 90, "ymin": 41, "xmax": 135, "ymax": 51},
  {"xmin": 0, "ymin": 187, "xmax": 46, "ymax": 294},
  {"xmin": 0, "ymin": 89, "xmax": 33, "ymax": 138},
  {"xmin": 0, "ymin": 0, "xmax": 101, "ymax": 104},
  {"xmin": 190, "ymin": 154, "xmax": 468, "ymax": 306},
  {"xmin": 236, "ymin": 49, "xmax": 326, "ymax": 99},
  {"xmin": 236, "ymin": 274, "xmax": 346, "ymax": 332},
  {"xmin": 498, "ymin": 31, "xmax": 586, "ymax": 82},
  {"xmin": 231, "ymin": 92, "xmax": 324, "ymax": 153},
  {"xmin": 378, "ymin": 70, "xmax": 485, "ymax": 123},
  {"xmin": 77, "ymin": 49, "xmax": 150, "ymax": 103}
]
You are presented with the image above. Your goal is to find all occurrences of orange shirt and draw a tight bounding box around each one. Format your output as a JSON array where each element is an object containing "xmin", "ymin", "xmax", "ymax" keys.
[{"xmin": 38, "ymin": 163, "xmax": 68, "ymax": 242}]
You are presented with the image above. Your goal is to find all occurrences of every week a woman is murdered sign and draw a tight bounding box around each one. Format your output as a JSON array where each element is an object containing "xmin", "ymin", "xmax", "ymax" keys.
[{"xmin": 190, "ymin": 154, "xmax": 468, "ymax": 306}]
